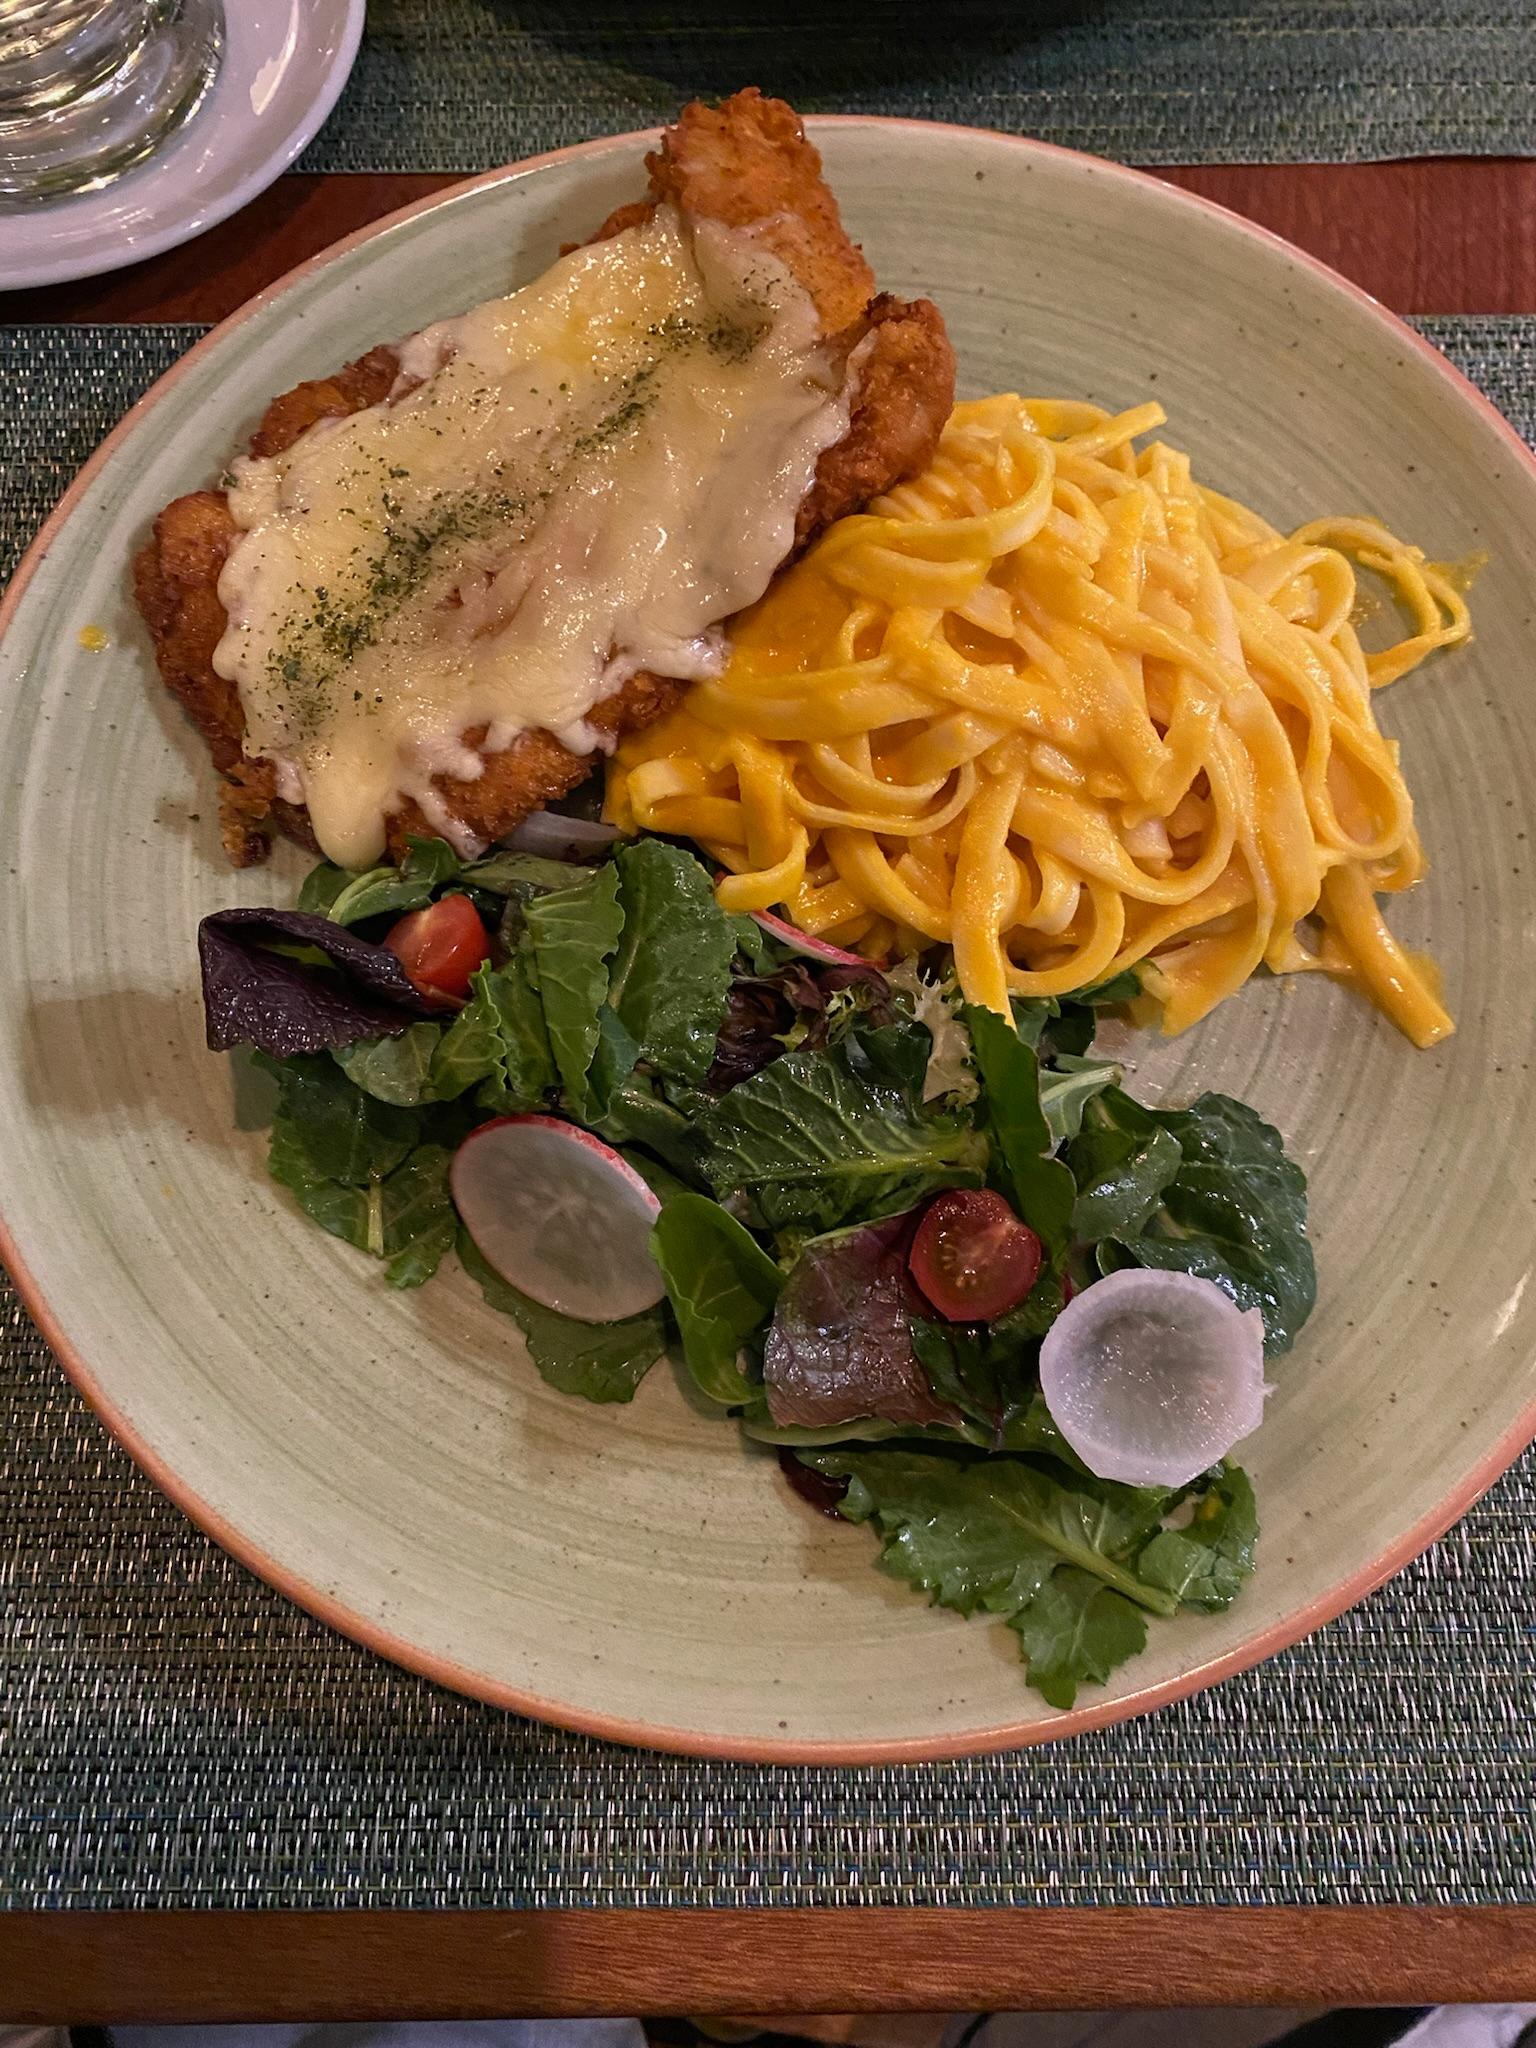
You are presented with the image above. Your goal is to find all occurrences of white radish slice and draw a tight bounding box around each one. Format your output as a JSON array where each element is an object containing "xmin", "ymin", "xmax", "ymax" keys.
[
  {"xmin": 506, "ymin": 810, "xmax": 619, "ymax": 857},
  {"xmin": 750, "ymin": 908, "xmax": 884, "ymax": 969},
  {"xmin": 451, "ymin": 1115, "xmax": 663, "ymax": 1323},
  {"xmin": 1038, "ymin": 1268, "xmax": 1268, "ymax": 1489}
]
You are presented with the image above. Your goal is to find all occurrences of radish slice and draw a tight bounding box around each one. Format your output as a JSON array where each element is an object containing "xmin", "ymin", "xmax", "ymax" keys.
[
  {"xmin": 1038, "ymin": 1268, "xmax": 1268, "ymax": 1489},
  {"xmin": 750, "ymin": 908, "xmax": 883, "ymax": 969},
  {"xmin": 451, "ymin": 1115, "xmax": 663, "ymax": 1322},
  {"xmin": 506, "ymin": 811, "xmax": 619, "ymax": 857}
]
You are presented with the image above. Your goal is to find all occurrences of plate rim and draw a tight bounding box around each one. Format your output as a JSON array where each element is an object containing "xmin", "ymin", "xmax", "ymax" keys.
[{"xmin": 5, "ymin": 114, "xmax": 1536, "ymax": 1762}]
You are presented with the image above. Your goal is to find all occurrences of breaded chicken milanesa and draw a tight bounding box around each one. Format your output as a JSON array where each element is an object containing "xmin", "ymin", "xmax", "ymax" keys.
[{"xmin": 134, "ymin": 90, "xmax": 954, "ymax": 868}]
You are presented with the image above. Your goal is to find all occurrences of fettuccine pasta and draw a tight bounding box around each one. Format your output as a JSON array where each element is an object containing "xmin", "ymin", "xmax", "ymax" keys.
[{"xmin": 606, "ymin": 395, "xmax": 1471, "ymax": 1044}]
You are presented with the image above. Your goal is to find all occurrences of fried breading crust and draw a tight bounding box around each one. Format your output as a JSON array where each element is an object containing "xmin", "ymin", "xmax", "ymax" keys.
[{"xmin": 134, "ymin": 89, "xmax": 954, "ymax": 866}]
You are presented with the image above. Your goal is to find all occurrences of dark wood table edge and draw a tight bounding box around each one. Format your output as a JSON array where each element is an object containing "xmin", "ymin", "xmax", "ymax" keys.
[{"xmin": 2, "ymin": 1907, "xmax": 1534, "ymax": 2021}]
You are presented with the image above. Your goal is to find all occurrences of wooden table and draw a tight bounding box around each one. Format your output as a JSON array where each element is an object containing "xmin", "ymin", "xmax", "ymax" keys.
[{"xmin": 3, "ymin": 154, "xmax": 1536, "ymax": 2025}]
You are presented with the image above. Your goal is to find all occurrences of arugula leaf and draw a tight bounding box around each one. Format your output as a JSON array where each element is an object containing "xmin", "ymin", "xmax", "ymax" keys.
[
  {"xmin": 698, "ymin": 1025, "xmax": 984, "ymax": 1234},
  {"xmin": 651, "ymin": 1193, "xmax": 780, "ymax": 1404},
  {"xmin": 524, "ymin": 863, "xmax": 625, "ymax": 1119},
  {"xmin": 606, "ymin": 842, "xmax": 736, "ymax": 1085},
  {"xmin": 1065, "ymin": 1086, "xmax": 1183, "ymax": 1241},
  {"xmin": 1137, "ymin": 1465, "xmax": 1259, "ymax": 1610},
  {"xmin": 803, "ymin": 1444, "xmax": 1185, "ymax": 1707},
  {"xmin": 1011, "ymin": 1570, "xmax": 1147, "ymax": 1709},
  {"xmin": 811, "ymin": 1447, "xmax": 1178, "ymax": 1614},
  {"xmin": 431, "ymin": 955, "xmax": 556, "ymax": 1111},
  {"xmin": 1039, "ymin": 1054, "xmax": 1120, "ymax": 1146},
  {"xmin": 458, "ymin": 1232, "xmax": 665, "ymax": 1403},
  {"xmin": 964, "ymin": 1006, "xmax": 1075, "ymax": 1259},
  {"xmin": 1101, "ymin": 1092, "xmax": 1315, "ymax": 1355},
  {"xmin": 334, "ymin": 1022, "xmax": 444, "ymax": 1106},
  {"xmin": 264, "ymin": 1052, "xmax": 421, "ymax": 1185}
]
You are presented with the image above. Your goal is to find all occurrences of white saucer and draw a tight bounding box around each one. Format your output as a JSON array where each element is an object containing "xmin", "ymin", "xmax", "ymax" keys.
[{"xmin": 0, "ymin": 0, "xmax": 365, "ymax": 291}]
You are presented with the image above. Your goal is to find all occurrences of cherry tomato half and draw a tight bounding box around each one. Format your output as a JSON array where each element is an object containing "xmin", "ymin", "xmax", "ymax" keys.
[
  {"xmin": 384, "ymin": 893, "xmax": 490, "ymax": 1003},
  {"xmin": 908, "ymin": 1188, "xmax": 1043, "ymax": 1323}
]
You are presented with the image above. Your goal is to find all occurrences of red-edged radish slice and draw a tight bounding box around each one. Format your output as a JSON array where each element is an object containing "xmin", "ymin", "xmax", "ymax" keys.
[
  {"xmin": 451, "ymin": 1115, "xmax": 663, "ymax": 1323},
  {"xmin": 1038, "ymin": 1267, "xmax": 1268, "ymax": 1488},
  {"xmin": 749, "ymin": 908, "xmax": 884, "ymax": 969}
]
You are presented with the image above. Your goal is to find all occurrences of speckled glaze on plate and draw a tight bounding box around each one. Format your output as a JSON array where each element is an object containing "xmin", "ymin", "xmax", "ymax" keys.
[{"xmin": 2, "ymin": 122, "xmax": 1534, "ymax": 1759}]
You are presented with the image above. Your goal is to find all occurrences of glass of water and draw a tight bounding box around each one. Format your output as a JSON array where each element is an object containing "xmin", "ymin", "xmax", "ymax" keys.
[{"xmin": 0, "ymin": 0, "xmax": 223, "ymax": 206}]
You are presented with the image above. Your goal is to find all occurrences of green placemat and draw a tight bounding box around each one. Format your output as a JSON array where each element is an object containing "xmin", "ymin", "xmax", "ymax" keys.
[
  {"xmin": 2, "ymin": 318, "xmax": 1534, "ymax": 1911},
  {"xmin": 301, "ymin": 0, "xmax": 1536, "ymax": 173}
]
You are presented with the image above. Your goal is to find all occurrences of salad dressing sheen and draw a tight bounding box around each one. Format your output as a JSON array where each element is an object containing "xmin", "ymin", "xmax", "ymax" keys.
[{"xmin": 212, "ymin": 206, "xmax": 852, "ymax": 870}]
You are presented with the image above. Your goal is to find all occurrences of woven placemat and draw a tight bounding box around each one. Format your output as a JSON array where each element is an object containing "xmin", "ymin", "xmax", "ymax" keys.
[
  {"xmin": 2, "ymin": 318, "xmax": 1535, "ymax": 1912},
  {"xmin": 300, "ymin": 0, "xmax": 1536, "ymax": 173}
]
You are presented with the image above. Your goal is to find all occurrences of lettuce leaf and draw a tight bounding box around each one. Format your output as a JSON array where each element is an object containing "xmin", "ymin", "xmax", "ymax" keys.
[
  {"xmin": 458, "ymin": 1232, "xmax": 665, "ymax": 1403},
  {"xmin": 762, "ymin": 1214, "xmax": 962, "ymax": 1430},
  {"xmin": 523, "ymin": 863, "xmax": 625, "ymax": 1119},
  {"xmin": 698, "ymin": 1022, "xmax": 983, "ymax": 1234},
  {"xmin": 650, "ymin": 1192, "xmax": 780, "ymax": 1405},
  {"xmin": 1100, "ymin": 1092, "xmax": 1315, "ymax": 1355},
  {"xmin": 265, "ymin": 1058, "xmax": 455, "ymax": 1289},
  {"xmin": 334, "ymin": 1022, "xmax": 444, "ymax": 1106},
  {"xmin": 1038, "ymin": 1054, "xmax": 1120, "ymax": 1146},
  {"xmin": 1065, "ymin": 1086, "xmax": 1183, "ymax": 1241},
  {"xmin": 199, "ymin": 908, "xmax": 437, "ymax": 1056},
  {"xmin": 430, "ymin": 954, "xmax": 556, "ymax": 1111},
  {"xmin": 963, "ymin": 1005, "xmax": 1076, "ymax": 1259},
  {"xmin": 323, "ymin": 836, "xmax": 463, "ymax": 928},
  {"xmin": 606, "ymin": 841, "xmax": 737, "ymax": 1086}
]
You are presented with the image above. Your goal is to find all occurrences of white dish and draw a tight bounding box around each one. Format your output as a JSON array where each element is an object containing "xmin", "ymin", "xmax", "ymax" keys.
[{"xmin": 0, "ymin": 0, "xmax": 364, "ymax": 291}]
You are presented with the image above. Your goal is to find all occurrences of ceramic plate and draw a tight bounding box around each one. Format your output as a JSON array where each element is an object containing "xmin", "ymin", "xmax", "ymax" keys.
[
  {"xmin": 0, "ymin": 0, "xmax": 363, "ymax": 290},
  {"xmin": 3, "ymin": 122, "xmax": 1535, "ymax": 1759}
]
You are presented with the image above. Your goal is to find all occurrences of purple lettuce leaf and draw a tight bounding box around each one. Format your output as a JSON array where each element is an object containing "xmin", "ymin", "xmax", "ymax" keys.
[
  {"xmin": 706, "ymin": 958, "xmax": 896, "ymax": 1092},
  {"xmin": 762, "ymin": 1211, "xmax": 964, "ymax": 1430},
  {"xmin": 199, "ymin": 907, "xmax": 440, "ymax": 1057}
]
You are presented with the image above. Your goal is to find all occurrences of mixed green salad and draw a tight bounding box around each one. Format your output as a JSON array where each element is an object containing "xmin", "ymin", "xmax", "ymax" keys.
[{"xmin": 199, "ymin": 832, "xmax": 1314, "ymax": 1708}]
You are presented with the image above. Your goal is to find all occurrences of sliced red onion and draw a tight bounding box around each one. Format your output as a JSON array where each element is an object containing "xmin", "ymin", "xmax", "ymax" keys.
[
  {"xmin": 506, "ymin": 811, "xmax": 620, "ymax": 857},
  {"xmin": 750, "ymin": 908, "xmax": 884, "ymax": 969},
  {"xmin": 1038, "ymin": 1268, "xmax": 1268, "ymax": 1489}
]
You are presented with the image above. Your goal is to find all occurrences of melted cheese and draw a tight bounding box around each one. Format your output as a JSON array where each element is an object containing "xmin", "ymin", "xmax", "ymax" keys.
[{"xmin": 212, "ymin": 205, "xmax": 853, "ymax": 869}]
